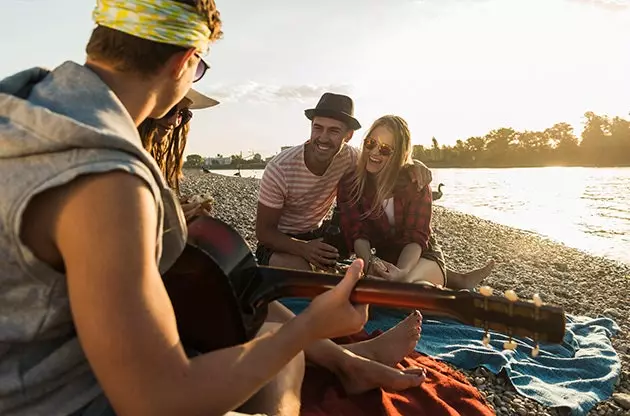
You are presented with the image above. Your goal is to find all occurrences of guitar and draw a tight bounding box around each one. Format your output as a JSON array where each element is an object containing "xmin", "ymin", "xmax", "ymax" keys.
[{"xmin": 163, "ymin": 216, "xmax": 566, "ymax": 355}]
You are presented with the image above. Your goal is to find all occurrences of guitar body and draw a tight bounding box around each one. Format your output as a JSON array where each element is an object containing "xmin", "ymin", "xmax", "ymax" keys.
[{"xmin": 162, "ymin": 217, "xmax": 266, "ymax": 352}]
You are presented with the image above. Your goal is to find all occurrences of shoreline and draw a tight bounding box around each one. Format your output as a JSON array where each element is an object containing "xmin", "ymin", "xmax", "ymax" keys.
[
  {"xmin": 181, "ymin": 171, "xmax": 630, "ymax": 415},
  {"xmin": 204, "ymin": 168, "xmax": 630, "ymax": 267},
  {"xmin": 200, "ymin": 164, "xmax": 630, "ymax": 171}
]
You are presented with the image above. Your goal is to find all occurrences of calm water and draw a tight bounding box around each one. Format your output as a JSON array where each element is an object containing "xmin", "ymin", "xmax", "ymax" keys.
[{"xmin": 209, "ymin": 167, "xmax": 630, "ymax": 265}]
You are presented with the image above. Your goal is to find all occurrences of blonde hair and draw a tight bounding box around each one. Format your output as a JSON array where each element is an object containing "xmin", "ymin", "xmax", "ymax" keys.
[{"xmin": 349, "ymin": 115, "xmax": 413, "ymax": 219}]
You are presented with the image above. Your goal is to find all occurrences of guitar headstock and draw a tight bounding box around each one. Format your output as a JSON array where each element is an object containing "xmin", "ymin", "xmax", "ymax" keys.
[{"xmin": 454, "ymin": 285, "xmax": 565, "ymax": 356}]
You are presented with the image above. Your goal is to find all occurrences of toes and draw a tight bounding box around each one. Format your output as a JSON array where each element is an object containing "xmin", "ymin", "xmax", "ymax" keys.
[
  {"xmin": 403, "ymin": 367, "xmax": 426, "ymax": 377},
  {"xmin": 406, "ymin": 310, "xmax": 422, "ymax": 325},
  {"xmin": 388, "ymin": 368, "xmax": 426, "ymax": 391}
]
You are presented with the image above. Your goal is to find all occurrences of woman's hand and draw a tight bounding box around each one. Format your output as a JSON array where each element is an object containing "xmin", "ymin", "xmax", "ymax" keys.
[
  {"xmin": 181, "ymin": 194, "xmax": 214, "ymax": 222},
  {"xmin": 181, "ymin": 202, "xmax": 211, "ymax": 222},
  {"xmin": 374, "ymin": 260, "xmax": 407, "ymax": 282}
]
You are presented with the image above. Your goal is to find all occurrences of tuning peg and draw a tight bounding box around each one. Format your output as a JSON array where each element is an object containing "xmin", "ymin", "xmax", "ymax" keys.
[
  {"xmin": 479, "ymin": 286, "xmax": 493, "ymax": 296},
  {"xmin": 503, "ymin": 339, "xmax": 518, "ymax": 350},
  {"xmin": 532, "ymin": 293, "xmax": 543, "ymax": 307},
  {"xmin": 531, "ymin": 344, "xmax": 540, "ymax": 357},
  {"xmin": 482, "ymin": 331, "xmax": 491, "ymax": 347},
  {"xmin": 504, "ymin": 290, "xmax": 519, "ymax": 302}
]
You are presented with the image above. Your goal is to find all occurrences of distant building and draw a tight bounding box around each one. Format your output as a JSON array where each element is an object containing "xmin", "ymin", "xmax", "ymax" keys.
[{"xmin": 204, "ymin": 156, "xmax": 232, "ymax": 166}]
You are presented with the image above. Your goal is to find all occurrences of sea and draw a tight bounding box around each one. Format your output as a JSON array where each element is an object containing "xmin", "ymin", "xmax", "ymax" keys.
[{"xmin": 208, "ymin": 167, "xmax": 630, "ymax": 265}]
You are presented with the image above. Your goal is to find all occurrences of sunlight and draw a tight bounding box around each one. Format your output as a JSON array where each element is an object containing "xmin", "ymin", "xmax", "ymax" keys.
[{"xmin": 348, "ymin": 0, "xmax": 630, "ymax": 149}]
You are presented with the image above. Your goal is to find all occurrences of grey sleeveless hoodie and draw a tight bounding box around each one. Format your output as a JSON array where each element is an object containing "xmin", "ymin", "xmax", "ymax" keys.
[{"xmin": 0, "ymin": 61, "xmax": 187, "ymax": 415}]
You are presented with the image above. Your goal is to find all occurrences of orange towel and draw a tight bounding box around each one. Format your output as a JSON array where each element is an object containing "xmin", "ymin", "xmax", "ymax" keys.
[{"xmin": 300, "ymin": 332, "xmax": 495, "ymax": 416}]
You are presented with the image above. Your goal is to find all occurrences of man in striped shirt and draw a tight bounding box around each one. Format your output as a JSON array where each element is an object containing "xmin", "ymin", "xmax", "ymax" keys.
[{"xmin": 256, "ymin": 92, "xmax": 432, "ymax": 270}]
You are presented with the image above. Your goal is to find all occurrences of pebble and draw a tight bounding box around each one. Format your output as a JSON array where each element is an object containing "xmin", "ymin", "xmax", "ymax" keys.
[
  {"xmin": 613, "ymin": 393, "xmax": 630, "ymax": 410},
  {"xmin": 516, "ymin": 406, "xmax": 529, "ymax": 416},
  {"xmin": 182, "ymin": 170, "xmax": 630, "ymax": 416}
]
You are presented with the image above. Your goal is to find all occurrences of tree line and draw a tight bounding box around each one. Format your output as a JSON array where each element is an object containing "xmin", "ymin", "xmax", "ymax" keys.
[
  {"xmin": 184, "ymin": 152, "xmax": 265, "ymax": 169},
  {"xmin": 413, "ymin": 111, "xmax": 630, "ymax": 168},
  {"xmin": 184, "ymin": 111, "xmax": 630, "ymax": 169}
]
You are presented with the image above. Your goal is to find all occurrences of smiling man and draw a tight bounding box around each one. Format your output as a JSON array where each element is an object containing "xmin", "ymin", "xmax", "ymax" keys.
[{"xmin": 255, "ymin": 93, "xmax": 364, "ymax": 270}]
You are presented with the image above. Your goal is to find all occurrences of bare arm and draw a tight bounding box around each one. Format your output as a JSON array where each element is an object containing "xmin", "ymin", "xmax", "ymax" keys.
[
  {"xmin": 396, "ymin": 243, "xmax": 423, "ymax": 273},
  {"xmin": 354, "ymin": 238, "xmax": 372, "ymax": 272},
  {"xmin": 255, "ymin": 202, "xmax": 306, "ymax": 257},
  {"xmin": 54, "ymin": 172, "xmax": 321, "ymax": 415}
]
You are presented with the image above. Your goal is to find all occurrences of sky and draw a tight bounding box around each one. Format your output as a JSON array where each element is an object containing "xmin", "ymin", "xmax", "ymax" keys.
[{"xmin": 1, "ymin": 0, "xmax": 630, "ymax": 158}]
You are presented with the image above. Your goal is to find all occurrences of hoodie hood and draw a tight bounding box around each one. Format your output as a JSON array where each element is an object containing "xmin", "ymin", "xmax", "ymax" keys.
[
  {"xmin": 0, "ymin": 61, "xmax": 143, "ymax": 160},
  {"xmin": 0, "ymin": 60, "xmax": 187, "ymax": 271}
]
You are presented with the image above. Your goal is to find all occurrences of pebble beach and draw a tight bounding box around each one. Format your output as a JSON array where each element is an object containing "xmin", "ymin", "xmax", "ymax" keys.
[{"xmin": 180, "ymin": 169, "xmax": 630, "ymax": 416}]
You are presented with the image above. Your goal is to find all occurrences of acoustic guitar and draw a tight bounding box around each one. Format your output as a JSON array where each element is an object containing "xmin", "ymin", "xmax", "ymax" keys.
[{"xmin": 163, "ymin": 216, "xmax": 566, "ymax": 356}]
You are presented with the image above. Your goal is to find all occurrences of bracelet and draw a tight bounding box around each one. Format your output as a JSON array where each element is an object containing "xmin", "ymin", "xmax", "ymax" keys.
[{"xmin": 365, "ymin": 248, "xmax": 377, "ymax": 276}]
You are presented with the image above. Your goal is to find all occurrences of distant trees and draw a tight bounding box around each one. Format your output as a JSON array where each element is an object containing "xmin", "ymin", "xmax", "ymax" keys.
[
  {"xmin": 182, "ymin": 151, "xmax": 266, "ymax": 170},
  {"xmin": 413, "ymin": 111, "xmax": 630, "ymax": 167},
  {"xmin": 183, "ymin": 154, "xmax": 204, "ymax": 168}
]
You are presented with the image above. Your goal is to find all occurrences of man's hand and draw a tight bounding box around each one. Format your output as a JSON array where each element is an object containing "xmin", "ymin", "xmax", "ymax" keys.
[
  {"xmin": 374, "ymin": 260, "xmax": 407, "ymax": 282},
  {"xmin": 303, "ymin": 259, "xmax": 369, "ymax": 339},
  {"xmin": 409, "ymin": 160, "xmax": 432, "ymax": 190},
  {"xmin": 299, "ymin": 238, "xmax": 339, "ymax": 269}
]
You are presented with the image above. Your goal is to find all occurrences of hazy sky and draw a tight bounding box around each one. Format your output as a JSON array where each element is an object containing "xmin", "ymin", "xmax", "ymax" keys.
[{"xmin": 1, "ymin": 0, "xmax": 629, "ymax": 158}]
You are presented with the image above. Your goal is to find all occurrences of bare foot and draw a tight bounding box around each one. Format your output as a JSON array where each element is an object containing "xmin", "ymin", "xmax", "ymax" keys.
[
  {"xmin": 336, "ymin": 352, "xmax": 426, "ymax": 394},
  {"xmin": 448, "ymin": 259, "xmax": 495, "ymax": 290},
  {"xmin": 343, "ymin": 311, "xmax": 422, "ymax": 367}
]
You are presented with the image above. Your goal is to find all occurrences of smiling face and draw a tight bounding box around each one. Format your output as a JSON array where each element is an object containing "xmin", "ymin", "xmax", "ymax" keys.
[
  {"xmin": 306, "ymin": 116, "xmax": 353, "ymax": 167},
  {"xmin": 352, "ymin": 116, "xmax": 413, "ymax": 217},
  {"xmin": 364, "ymin": 125, "xmax": 396, "ymax": 175}
]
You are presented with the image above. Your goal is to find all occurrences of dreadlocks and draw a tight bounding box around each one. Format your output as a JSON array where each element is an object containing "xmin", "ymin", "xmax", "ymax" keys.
[{"xmin": 138, "ymin": 118, "xmax": 189, "ymax": 195}]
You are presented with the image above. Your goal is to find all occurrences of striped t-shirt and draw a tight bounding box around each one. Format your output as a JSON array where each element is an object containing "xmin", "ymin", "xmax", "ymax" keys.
[{"xmin": 258, "ymin": 143, "xmax": 358, "ymax": 234}]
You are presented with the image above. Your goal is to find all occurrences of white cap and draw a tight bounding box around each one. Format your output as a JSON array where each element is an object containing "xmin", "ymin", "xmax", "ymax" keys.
[{"xmin": 185, "ymin": 88, "xmax": 220, "ymax": 110}]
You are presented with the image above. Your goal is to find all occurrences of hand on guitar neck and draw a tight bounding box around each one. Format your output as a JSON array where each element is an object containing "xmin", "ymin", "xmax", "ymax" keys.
[{"xmin": 300, "ymin": 259, "xmax": 369, "ymax": 340}]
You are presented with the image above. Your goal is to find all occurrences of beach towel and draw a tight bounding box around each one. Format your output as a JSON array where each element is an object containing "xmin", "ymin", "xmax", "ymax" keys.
[
  {"xmin": 281, "ymin": 299, "xmax": 620, "ymax": 416},
  {"xmin": 300, "ymin": 330, "xmax": 495, "ymax": 416}
]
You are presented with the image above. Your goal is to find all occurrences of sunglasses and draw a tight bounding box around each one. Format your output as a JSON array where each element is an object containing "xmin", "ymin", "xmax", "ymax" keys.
[
  {"xmin": 193, "ymin": 53, "xmax": 210, "ymax": 83},
  {"xmin": 363, "ymin": 136, "xmax": 394, "ymax": 157},
  {"xmin": 164, "ymin": 105, "xmax": 193, "ymax": 125}
]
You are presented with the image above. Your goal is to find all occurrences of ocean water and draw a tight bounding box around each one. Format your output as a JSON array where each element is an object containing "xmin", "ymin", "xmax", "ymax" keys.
[{"xmin": 208, "ymin": 167, "xmax": 630, "ymax": 265}]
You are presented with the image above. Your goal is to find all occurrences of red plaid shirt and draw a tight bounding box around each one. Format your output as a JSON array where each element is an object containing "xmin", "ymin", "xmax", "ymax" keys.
[{"xmin": 337, "ymin": 170, "xmax": 433, "ymax": 251}]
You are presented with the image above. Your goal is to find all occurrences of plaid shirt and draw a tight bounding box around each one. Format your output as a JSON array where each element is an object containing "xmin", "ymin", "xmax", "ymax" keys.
[{"xmin": 337, "ymin": 170, "xmax": 433, "ymax": 251}]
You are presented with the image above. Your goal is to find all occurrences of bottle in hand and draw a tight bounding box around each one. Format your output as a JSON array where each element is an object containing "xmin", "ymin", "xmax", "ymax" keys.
[{"xmin": 321, "ymin": 204, "xmax": 348, "ymax": 260}]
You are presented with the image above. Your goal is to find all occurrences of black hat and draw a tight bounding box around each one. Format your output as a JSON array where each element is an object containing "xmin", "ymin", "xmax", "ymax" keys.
[{"xmin": 304, "ymin": 92, "xmax": 361, "ymax": 130}]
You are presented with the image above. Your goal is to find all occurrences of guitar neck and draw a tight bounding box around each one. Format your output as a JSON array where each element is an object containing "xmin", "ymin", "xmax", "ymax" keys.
[{"xmin": 256, "ymin": 266, "xmax": 467, "ymax": 321}]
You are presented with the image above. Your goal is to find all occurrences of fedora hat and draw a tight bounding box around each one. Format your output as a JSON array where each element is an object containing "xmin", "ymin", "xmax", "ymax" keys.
[
  {"xmin": 304, "ymin": 92, "xmax": 361, "ymax": 130},
  {"xmin": 185, "ymin": 88, "xmax": 220, "ymax": 110}
]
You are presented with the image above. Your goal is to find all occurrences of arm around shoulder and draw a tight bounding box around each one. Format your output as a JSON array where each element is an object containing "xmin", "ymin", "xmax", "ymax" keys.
[{"xmin": 409, "ymin": 159, "xmax": 432, "ymax": 189}]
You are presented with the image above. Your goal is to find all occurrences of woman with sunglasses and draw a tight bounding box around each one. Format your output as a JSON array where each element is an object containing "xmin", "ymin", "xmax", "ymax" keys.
[
  {"xmin": 139, "ymin": 88, "xmax": 218, "ymax": 221},
  {"xmin": 338, "ymin": 115, "xmax": 492, "ymax": 289}
]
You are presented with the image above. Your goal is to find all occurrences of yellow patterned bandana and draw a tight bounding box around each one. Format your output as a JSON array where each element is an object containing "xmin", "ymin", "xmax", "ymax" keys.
[{"xmin": 92, "ymin": 0, "xmax": 211, "ymax": 53}]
